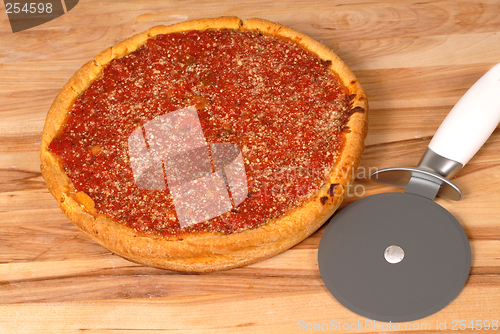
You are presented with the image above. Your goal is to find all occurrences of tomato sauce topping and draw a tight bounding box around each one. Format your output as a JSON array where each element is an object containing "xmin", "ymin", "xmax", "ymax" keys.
[{"xmin": 49, "ymin": 29, "xmax": 351, "ymax": 238}]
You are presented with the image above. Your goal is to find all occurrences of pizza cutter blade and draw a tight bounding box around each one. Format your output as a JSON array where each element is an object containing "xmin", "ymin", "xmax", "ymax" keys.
[{"xmin": 319, "ymin": 62, "xmax": 500, "ymax": 322}]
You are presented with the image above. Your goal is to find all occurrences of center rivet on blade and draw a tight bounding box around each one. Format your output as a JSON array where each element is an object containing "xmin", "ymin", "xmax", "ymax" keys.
[{"xmin": 384, "ymin": 245, "xmax": 405, "ymax": 264}]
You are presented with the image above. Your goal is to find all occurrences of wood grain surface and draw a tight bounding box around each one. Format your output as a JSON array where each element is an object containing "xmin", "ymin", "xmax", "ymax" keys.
[{"xmin": 1, "ymin": 0, "xmax": 499, "ymax": 333}]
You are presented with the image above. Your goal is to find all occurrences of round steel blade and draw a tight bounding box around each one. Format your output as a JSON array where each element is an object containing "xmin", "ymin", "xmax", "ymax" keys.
[{"xmin": 318, "ymin": 192, "xmax": 471, "ymax": 322}]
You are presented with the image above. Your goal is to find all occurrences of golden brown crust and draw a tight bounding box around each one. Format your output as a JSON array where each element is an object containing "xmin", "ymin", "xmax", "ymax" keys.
[{"xmin": 41, "ymin": 16, "xmax": 368, "ymax": 272}]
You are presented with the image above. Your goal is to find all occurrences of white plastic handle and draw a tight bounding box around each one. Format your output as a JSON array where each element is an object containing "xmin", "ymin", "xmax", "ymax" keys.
[{"xmin": 429, "ymin": 62, "xmax": 500, "ymax": 166}]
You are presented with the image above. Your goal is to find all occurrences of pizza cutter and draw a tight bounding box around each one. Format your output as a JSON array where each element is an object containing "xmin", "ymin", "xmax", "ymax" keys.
[{"xmin": 318, "ymin": 62, "xmax": 500, "ymax": 322}]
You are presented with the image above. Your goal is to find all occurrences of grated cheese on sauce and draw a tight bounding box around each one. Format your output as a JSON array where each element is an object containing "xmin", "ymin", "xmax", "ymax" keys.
[{"xmin": 49, "ymin": 29, "xmax": 351, "ymax": 237}]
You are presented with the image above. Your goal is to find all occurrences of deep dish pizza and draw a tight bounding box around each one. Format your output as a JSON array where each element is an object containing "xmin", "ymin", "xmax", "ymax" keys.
[{"xmin": 40, "ymin": 17, "xmax": 368, "ymax": 272}]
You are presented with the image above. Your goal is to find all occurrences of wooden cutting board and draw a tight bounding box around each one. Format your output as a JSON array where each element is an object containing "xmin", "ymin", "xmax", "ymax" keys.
[{"xmin": 1, "ymin": 0, "xmax": 499, "ymax": 332}]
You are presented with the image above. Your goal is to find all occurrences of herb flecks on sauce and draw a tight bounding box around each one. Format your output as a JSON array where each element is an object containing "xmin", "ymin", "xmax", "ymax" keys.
[{"xmin": 49, "ymin": 29, "xmax": 351, "ymax": 237}]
